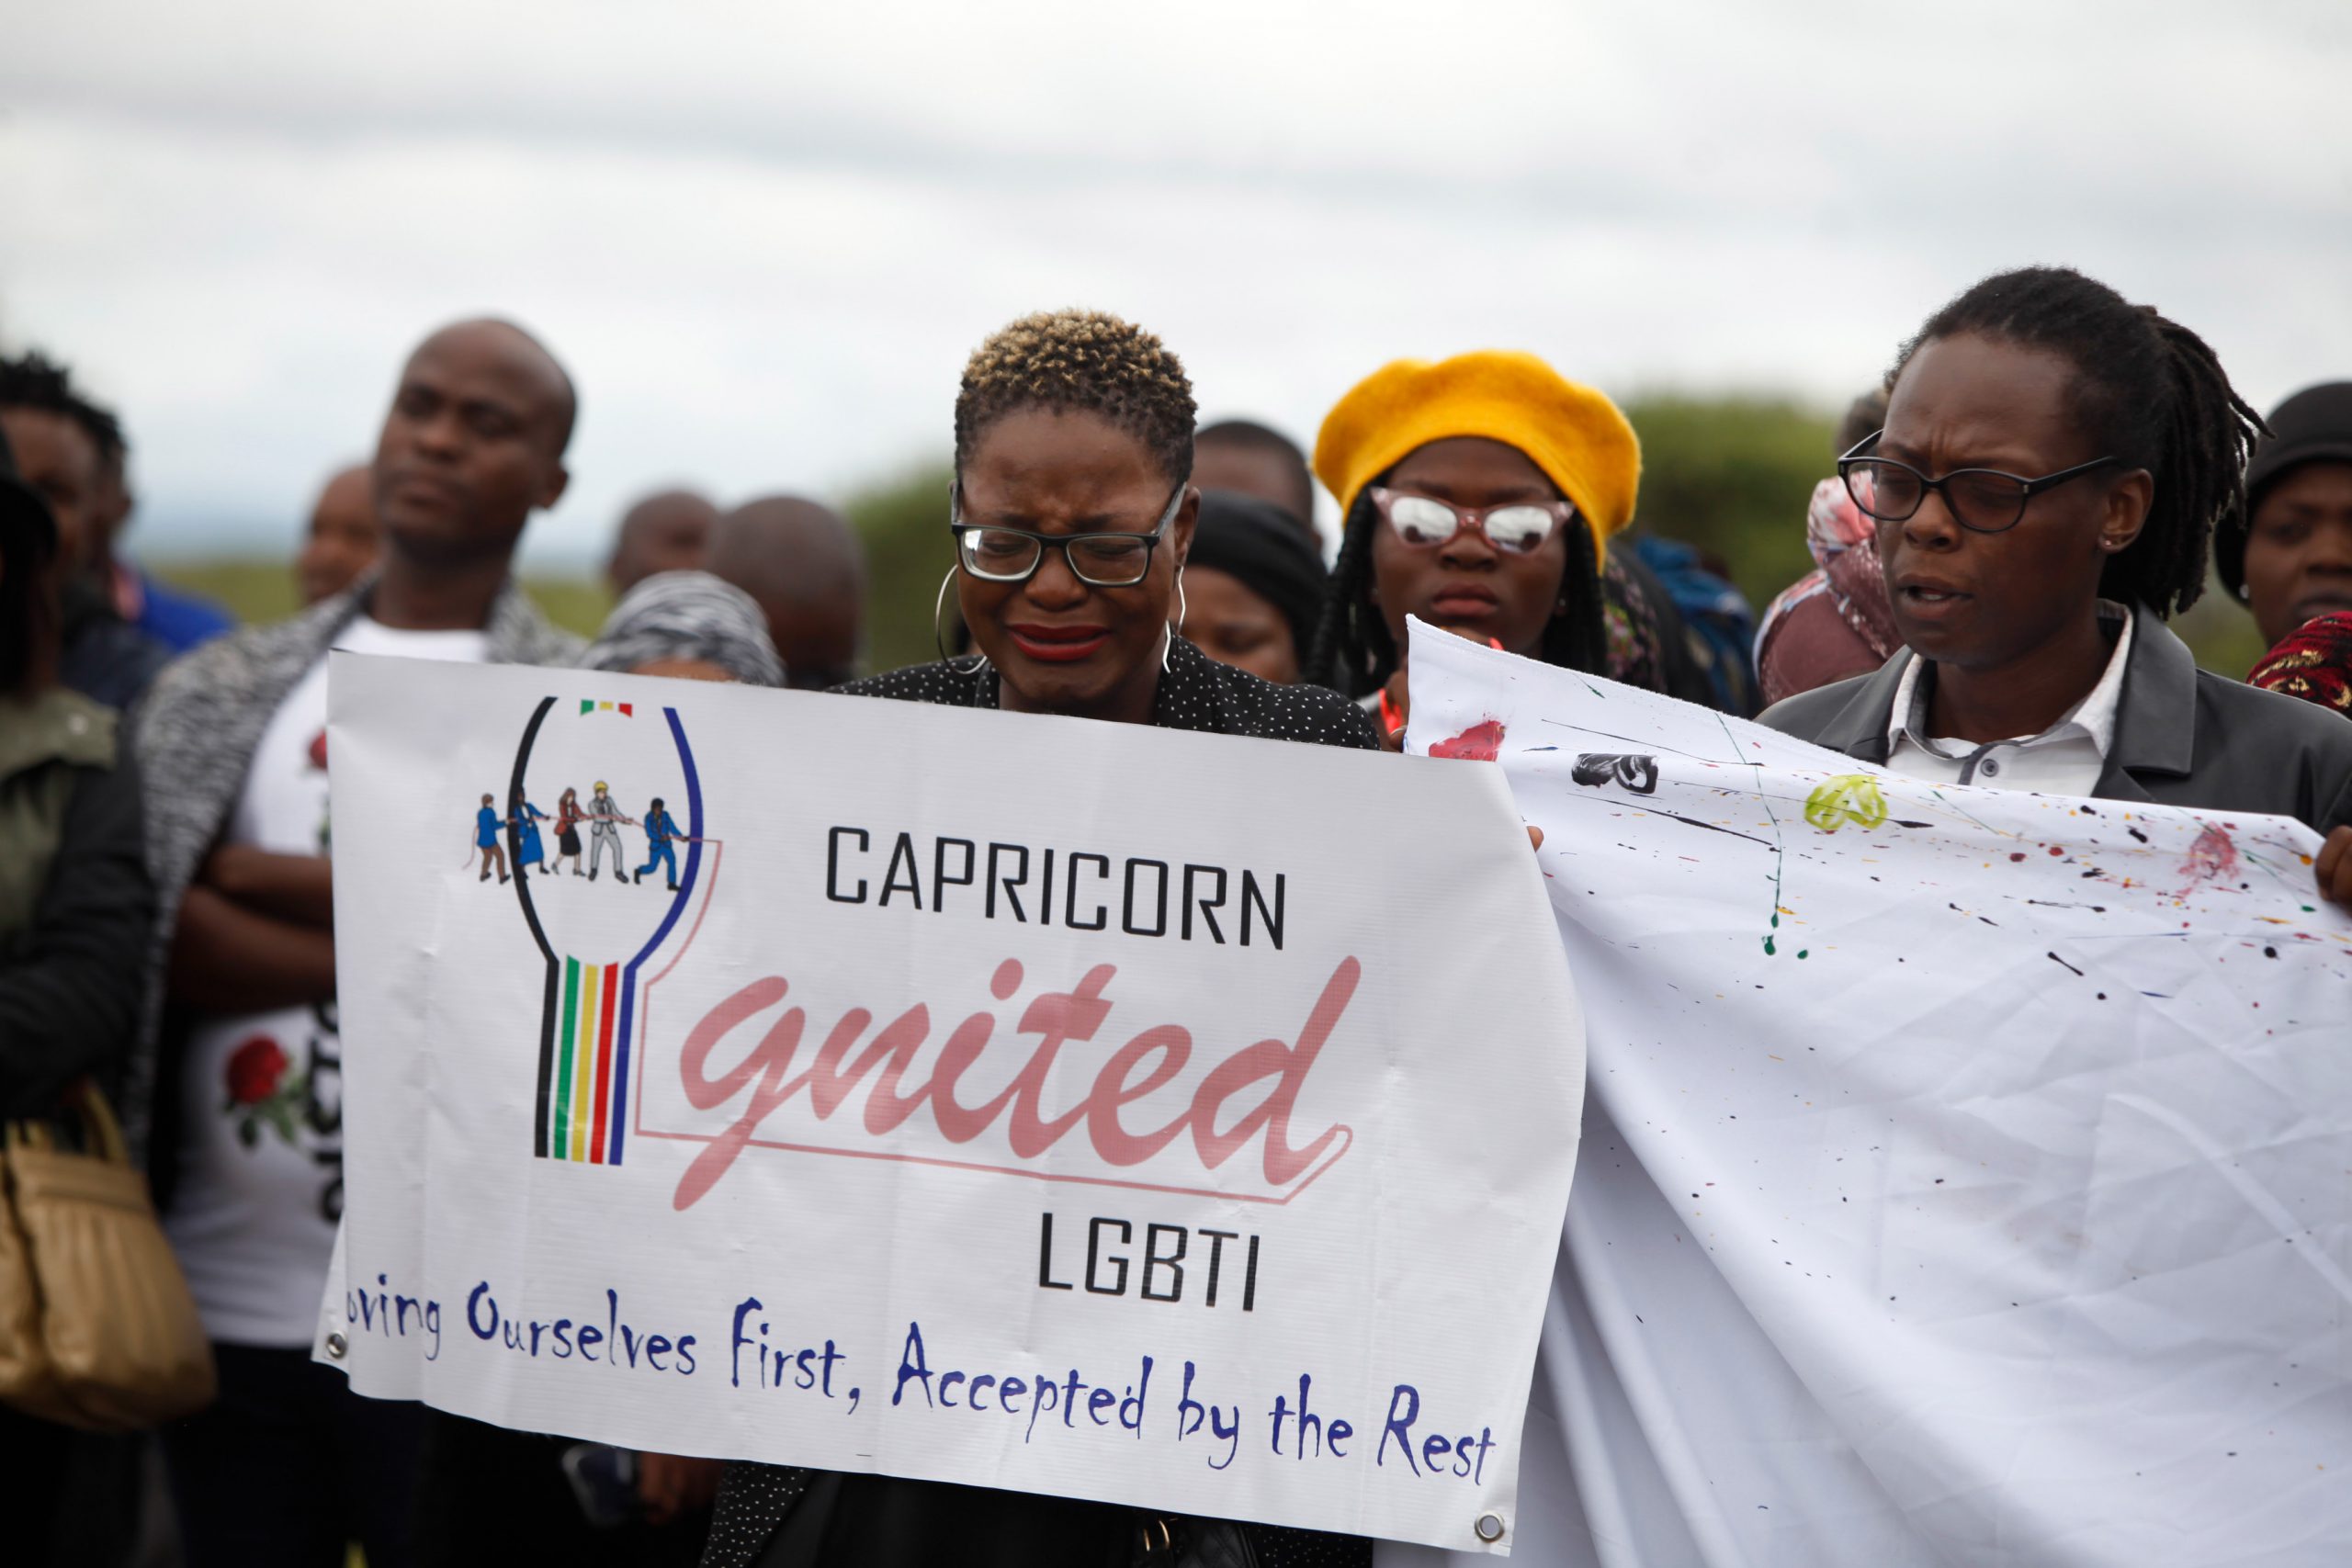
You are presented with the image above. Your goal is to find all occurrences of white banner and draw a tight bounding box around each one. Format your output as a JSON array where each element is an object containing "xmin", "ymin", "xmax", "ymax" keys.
[
  {"xmin": 313, "ymin": 652, "xmax": 1584, "ymax": 1552},
  {"xmin": 1396, "ymin": 622, "xmax": 2352, "ymax": 1568}
]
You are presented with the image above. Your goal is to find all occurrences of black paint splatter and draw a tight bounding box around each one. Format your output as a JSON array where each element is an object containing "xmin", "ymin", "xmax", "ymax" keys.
[{"xmin": 2048, "ymin": 952, "xmax": 2085, "ymax": 976}]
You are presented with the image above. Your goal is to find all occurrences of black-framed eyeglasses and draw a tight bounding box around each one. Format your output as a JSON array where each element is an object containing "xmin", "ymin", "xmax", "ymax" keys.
[
  {"xmin": 948, "ymin": 481, "xmax": 1183, "ymax": 587},
  {"xmin": 1837, "ymin": 431, "xmax": 2124, "ymax": 535}
]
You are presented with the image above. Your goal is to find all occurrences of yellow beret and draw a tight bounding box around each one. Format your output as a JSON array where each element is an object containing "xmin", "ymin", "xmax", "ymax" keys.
[{"xmin": 1312, "ymin": 350, "xmax": 1641, "ymax": 564}]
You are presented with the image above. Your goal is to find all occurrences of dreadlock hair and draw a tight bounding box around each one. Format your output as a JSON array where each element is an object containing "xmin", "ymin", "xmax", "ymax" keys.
[
  {"xmin": 954, "ymin": 310, "xmax": 1195, "ymax": 489},
  {"xmin": 1891, "ymin": 265, "xmax": 2264, "ymax": 618},
  {"xmin": 0, "ymin": 350, "xmax": 124, "ymax": 475},
  {"xmin": 1308, "ymin": 470, "xmax": 1608, "ymax": 697}
]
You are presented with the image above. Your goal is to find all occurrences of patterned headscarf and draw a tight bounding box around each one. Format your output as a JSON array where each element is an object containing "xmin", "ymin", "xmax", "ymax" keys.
[
  {"xmin": 1753, "ymin": 475, "xmax": 1905, "ymax": 705},
  {"xmin": 581, "ymin": 570, "xmax": 785, "ymax": 687},
  {"xmin": 1800, "ymin": 473, "xmax": 1899, "ymax": 657},
  {"xmin": 2246, "ymin": 610, "xmax": 2352, "ymax": 717}
]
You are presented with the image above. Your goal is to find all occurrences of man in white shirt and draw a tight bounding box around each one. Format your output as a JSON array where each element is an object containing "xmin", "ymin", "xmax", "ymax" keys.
[{"xmin": 136, "ymin": 319, "xmax": 583, "ymax": 1568}]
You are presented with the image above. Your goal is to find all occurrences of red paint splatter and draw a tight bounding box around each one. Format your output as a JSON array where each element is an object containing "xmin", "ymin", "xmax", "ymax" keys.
[
  {"xmin": 2047, "ymin": 846, "xmax": 2064, "ymax": 856},
  {"xmin": 307, "ymin": 730, "xmax": 329, "ymax": 771},
  {"xmin": 1430, "ymin": 719, "xmax": 1506, "ymax": 761},
  {"xmin": 2177, "ymin": 823, "xmax": 2238, "ymax": 895},
  {"xmin": 2009, "ymin": 852, "xmax": 2027, "ymax": 862}
]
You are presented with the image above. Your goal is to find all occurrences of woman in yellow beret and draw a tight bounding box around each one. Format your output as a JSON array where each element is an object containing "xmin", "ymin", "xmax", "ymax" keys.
[{"xmin": 1307, "ymin": 350, "xmax": 1678, "ymax": 739}]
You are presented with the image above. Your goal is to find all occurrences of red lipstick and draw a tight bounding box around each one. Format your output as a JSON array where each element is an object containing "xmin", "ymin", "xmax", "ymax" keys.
[{"xmin": 1006, "ymin": 623, "xmax": 1113, "ymax": 663}]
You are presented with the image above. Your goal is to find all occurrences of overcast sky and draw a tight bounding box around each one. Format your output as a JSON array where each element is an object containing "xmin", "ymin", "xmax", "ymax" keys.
[{"xmin": 4, "ymin": 0, "xmax": 2347, "ymax": 570}]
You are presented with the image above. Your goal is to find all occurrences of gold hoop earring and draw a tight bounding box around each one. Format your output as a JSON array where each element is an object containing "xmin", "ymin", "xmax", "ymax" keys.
[{"xmin": 934, "ymin": 566, "xmax": 988, "ymax": 672}]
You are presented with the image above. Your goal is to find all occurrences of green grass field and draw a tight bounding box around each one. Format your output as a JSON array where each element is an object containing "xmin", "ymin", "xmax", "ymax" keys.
[{"xmin": 152, "ymin": 559, "xmax": 617, "ymax": 639}]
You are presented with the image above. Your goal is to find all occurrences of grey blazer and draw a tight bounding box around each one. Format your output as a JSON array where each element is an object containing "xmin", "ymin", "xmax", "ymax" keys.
[{"xmin": 1758, "ymin": 602, "xmax": 2352, "ymax": 834}]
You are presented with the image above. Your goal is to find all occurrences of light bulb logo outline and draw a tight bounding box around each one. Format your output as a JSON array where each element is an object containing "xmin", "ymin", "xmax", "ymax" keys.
[{"xmin": 506, "ymin": 694, "xmax": 707, "ymax": 1166}]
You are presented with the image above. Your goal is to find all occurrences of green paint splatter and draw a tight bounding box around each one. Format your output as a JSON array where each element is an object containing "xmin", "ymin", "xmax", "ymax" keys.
[
  {"xmin": 1797, "ymin": 949, "xmax": 1810, "ymax": 959},
  {"xmin": 1718, "ymin": 711, "xmax": 1790, "ymax": 957},
  {"xmin": 1930, "ymin": 787, "xmax": 2007, "ymax": 838},
  {"xmin": 2241, "ymin": 846, "xmax": 2312, "ymax": 897}
]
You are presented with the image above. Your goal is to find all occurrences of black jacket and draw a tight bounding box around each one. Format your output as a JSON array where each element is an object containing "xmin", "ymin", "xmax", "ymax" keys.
[
  {"xmin": 836, "ymin": 634, "xmax": 1382, "ymax": 750},
  {"xmin": 1758, "ymin": 603, "xmax": 2352, "ymax": 833}
]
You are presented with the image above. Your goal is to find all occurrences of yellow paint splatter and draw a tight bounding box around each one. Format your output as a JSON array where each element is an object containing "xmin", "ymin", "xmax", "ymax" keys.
[{"xmin": 1804, "ymin": 773, "xmax": 1888, "ymax": 832}]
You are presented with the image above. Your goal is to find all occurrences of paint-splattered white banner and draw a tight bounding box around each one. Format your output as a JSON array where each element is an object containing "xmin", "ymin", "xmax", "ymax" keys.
[{"xmin": 1396, "ymin": 622, "xmax": 2352, "ymax": 1568}]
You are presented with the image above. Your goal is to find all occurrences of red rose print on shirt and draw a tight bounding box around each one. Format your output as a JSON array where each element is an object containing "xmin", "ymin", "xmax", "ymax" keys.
[
  {"xmin": 227, "ymin": 1037, "xmax": 287, "ymax": 1103},
  {"xmin": 224, "ymin": 1035, "xmax": 307, "ymax": 1148}
]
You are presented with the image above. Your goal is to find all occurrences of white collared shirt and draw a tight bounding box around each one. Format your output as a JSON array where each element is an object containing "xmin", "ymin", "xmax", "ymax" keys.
[{"xmin": 1883, "ymin": 604, "xmax": 2134, "ymax": 795}]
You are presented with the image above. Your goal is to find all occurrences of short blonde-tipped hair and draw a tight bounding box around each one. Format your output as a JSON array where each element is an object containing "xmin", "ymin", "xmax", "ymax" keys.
[{"xmin": 954, "ymin": 308, "xmax": 1195, "ymax": 487}]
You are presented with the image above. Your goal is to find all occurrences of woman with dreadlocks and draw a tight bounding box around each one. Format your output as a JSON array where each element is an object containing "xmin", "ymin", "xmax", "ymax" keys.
[
  {"xmin": 1759, "ymin": 265, "xmax": 2352, "ymax": 908},
  {"xmin": 1306, "ymin": 351, "xmax": 1686, "ymax": 745}
]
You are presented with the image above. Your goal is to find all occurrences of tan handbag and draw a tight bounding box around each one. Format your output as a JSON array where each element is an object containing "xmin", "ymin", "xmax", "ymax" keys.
[{"xmin": 0, "ymin": 1083, "xmax": 216, "ymax": 1430}]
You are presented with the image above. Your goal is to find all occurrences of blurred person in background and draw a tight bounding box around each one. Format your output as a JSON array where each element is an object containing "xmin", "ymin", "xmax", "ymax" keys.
[
  {"xmin": 2246, "ymin": 610, "xmax": 2352, "ymax": 718},
  {"xmin": 607, "ymin": 486, "xmax": 718, "ymax": 597},
  {"xmin": 0, "ymin": 418, "xmax": 159, "ymax": 1568},
  {"xmin": 85, "ymin": 399, "xmax": 237, "ymax": 654},
  {"xmin": 134, "ymin": 318, "xmax": 584, "ymax": 1568},
  {"xmin": 297, "ymin": 461, "xmax": 382, "ymax": 605},
  {"xmin": 1176, "ymin": 488, "xmax": 1329, "ymax": 683},
  {"xmin": 1752, "ymin": 386, "xmax": 1904, "ymax": 706},
  {"xmin": 581, "ymin": 569, "xmax": 786, "ymax": 686},
  {"xmin": 703, "ymin": 495, "xmax": 865, "ymax": 688},
  {"xmin": 1194, "ymin": 415, "xmax": 1321, "ymax": 542},
  {"xmin": 2216, "ymin": 381, "xmax": 2352, "ymax": 657},
  {"xmin": 0, "ymin": 351, "xmax": 175, "ymax": 712},
  {"xmin": 1759, "ymin": 265, "xmax": 2352, "ymax": 910},
  {"xmin": 1627, "ymin": 529, "xmax": 1761, "ymax": 715},
  {"xmin": 1308, "ymin": 349, "xmax": 1692, "ymax": 745}
]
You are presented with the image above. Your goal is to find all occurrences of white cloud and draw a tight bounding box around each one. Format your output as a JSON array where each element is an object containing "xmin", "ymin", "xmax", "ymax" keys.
[{"xmin": 3, "ymin": 0, "xmax": 2347, "ymax": 566}]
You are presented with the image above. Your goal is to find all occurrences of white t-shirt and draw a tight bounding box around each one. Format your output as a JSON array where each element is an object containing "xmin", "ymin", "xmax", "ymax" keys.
[{"xmin": 169, "ymin": 616, "xmax": 489, "ymax": 1347}]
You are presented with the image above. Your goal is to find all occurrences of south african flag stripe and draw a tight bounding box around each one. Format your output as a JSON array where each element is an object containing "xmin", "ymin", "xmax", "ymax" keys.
[{"xmin": 548, "ymin": 958, "xmax": 631, "ymax": 1165}]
